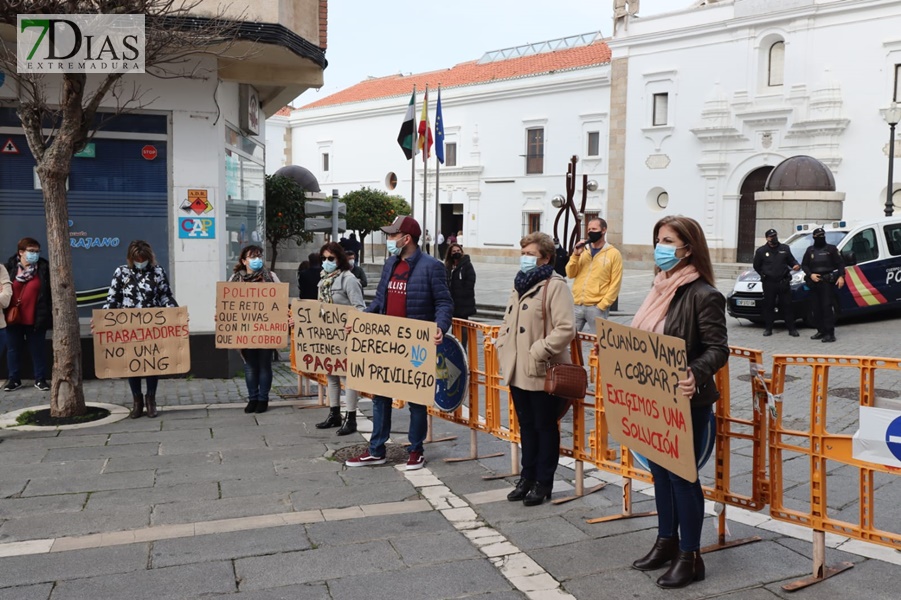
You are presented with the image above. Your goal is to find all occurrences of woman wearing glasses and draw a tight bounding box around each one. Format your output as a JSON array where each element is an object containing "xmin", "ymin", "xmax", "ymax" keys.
[
  {"xmin": 229, "ymin": 245, "xmax": 280, "ymax": 414},
  {"xmin": 314, "ymin": 242, "xmax": 366, "ymax": 435}
]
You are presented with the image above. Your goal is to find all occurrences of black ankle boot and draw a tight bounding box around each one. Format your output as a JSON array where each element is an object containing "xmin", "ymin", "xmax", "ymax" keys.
[
  {"xmin": 316, "ymin": 407, "xmax": 342, "ymax": 429},
  {"xmin": 130, "ymin": 393, "xmax": 144, "ymax": 419},
  {"xmin": 522, "ymin": 481, "xmax": 553, "ymax": 506},
  {"xmin": 336, "ymin": 411, "xmax": 357, "ymax": 436},
  {"xmin": 255, "ymin": 401, "xmax": 268, "ymax": 414},
  {"xmin": 656, "ymin": 550, "xmax": 705, "ymax": 588},
  {"xmin": 507, "ymin": 478, "xmax": 535, "ymax": 502},
  {"xmin": 244, "ymin": 401, "xmax": 258, "ymax": 414},
  {"xmin": 632, "ymin": 536, "xmax": 679, "ymax": 571}
]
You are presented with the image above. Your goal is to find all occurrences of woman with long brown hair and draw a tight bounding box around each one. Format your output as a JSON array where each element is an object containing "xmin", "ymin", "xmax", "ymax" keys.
[{"xmin": 629, "ymin": 215, "xmax": 728, "ymax": 588}]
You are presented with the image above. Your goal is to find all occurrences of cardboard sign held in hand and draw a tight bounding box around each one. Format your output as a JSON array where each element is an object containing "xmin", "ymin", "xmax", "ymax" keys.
[
  {"xmin": 93, "ymin": 307, "xmax": 190, "ymax": 379},
  {"xmin": 215, "ymin": 282, "xmax": 290, "ymax": 349},
  {"xmin": 291, "ymin": 300, "xmax": 352, "ymax": 376}
]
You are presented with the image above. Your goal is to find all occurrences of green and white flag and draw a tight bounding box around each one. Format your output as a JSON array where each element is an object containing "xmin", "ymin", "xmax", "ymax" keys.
[{"xmin": 397, "ymin": 90, "xmax": 417, "ymax": 160}]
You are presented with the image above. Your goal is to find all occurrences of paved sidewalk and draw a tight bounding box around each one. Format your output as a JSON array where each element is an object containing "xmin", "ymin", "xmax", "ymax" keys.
[{"xmin": 0, "ymin": 365, "xmax": 900, "ymax": 599}]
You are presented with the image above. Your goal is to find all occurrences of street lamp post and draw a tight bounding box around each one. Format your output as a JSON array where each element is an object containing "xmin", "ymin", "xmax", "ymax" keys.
[{"xmin": 884, "ymin": 102, "xmax": 901, "ymax": 217}]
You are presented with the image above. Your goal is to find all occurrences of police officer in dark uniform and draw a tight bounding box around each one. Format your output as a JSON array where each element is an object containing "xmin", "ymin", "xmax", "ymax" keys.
[
  {"xmin": 801, "ymin": 227, "xmax": 845, "ymax": 343},
  {"xmin": 753, "ymin": 228, "xmax": 801, "ymax": 337}
]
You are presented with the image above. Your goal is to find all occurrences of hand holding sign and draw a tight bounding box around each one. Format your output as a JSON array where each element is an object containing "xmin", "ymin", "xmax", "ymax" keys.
[
  {"xmin": 93, "ymin": 307, "xmax": 190, "ymax": 378},
  {"xmin": 215, "ymin": 282, "xmax": 289, "ymax": 349}
]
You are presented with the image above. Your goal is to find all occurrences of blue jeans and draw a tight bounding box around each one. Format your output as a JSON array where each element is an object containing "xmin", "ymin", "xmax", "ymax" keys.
[
  {"xmin": 243, "ymin": 349, "xmax": 273, "ymax": 402},
  {"xmin": 128, "ymin": 376, "xmax": 158, "ymax": 396},
  {"xmin": 369, "ymin": 395, "xmax": 428, "ymax": 457},
  {"xmin": 6, "ymin": 324, "xmax": 47, "ymax": 381},
  {"xmin": 648, "ymin": 404, "xmax": 713, "ymax": 552}
]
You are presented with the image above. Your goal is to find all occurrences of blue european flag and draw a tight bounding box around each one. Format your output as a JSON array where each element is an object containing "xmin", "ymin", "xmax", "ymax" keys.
[{"xmin": 435, "ymin": 89, "xmax": 445, "ymax": 165}]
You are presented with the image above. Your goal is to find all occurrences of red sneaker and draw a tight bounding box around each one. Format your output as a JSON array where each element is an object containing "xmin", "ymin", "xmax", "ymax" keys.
[
  {"xmin": 406, "ymin": 451, "xmax": 425, "ymax": 471},
  {"xmin": 345, "ymin": 451, "xmax": 387, "ymax": 467}
]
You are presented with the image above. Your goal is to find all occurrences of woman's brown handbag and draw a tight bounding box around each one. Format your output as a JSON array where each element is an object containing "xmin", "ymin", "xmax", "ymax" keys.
[
  {"xmin": 4, "ymin": 299, "xmax": 21, "ymax": 325},
  {"xmin": 541, "ymin": 282, "xmax": 587, "ymax": 400}
]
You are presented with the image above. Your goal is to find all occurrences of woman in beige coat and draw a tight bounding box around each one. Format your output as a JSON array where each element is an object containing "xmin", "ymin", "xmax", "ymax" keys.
[
  {"xmin": 0, "ymin": 264, "xmax": 11, "ymax": 364},
  {"xmin": 496, "ymin": 232, "xmax": 576, "ymax": 506}
]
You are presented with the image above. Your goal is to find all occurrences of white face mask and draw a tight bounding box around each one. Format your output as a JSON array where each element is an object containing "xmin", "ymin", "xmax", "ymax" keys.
[{"xmin": 348, "ymin": 260, "xmax": 355, "ymax": 268}]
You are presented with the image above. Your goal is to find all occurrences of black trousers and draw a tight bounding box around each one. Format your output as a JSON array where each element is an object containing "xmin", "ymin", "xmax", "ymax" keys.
[
  {"xmin": 762, "ymin": 277, "xmax": 794, "ymax": 329},
  {"xmin": 510, "ymin": 387, "xmax": 565, "ymax": 485},
  {"xmin": 809, "ymin": 280, "xmax": 837, "ymax": 334}
]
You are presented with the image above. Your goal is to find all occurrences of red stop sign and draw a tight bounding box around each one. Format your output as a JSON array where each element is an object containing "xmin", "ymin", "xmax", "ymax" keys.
[{"xmin": 142, "ymin": 145, "xmax": 158, "ymax": 160}]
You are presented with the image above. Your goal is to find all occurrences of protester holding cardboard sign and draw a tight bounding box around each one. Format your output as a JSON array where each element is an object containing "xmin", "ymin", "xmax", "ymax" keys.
[
  {"xmin": 496, "ymin": 232, "xmax": 576, "ymax": 507},
  {"xmin": 100, "ymin": 240, "xmax": 178, "ymax": 418},
  {"xmin": 345, "ymin": 215, "xmax": 453, "ymax": 471},
  {"xmin": 313, "ymin": 242, "xmax": 366, "ymax": 435},
  {"xmin": 228, "ymin": 245, "xmax": 282, "ymax": 414},
  {"xmin": 629, "ymin": 216, "xmax": 728, "ymax": 589}
]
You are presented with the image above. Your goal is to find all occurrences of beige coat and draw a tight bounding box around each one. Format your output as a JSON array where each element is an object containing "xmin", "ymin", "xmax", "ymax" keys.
[
  {"xmin": 0, "ymin": 264, "xmax": 11, "ymax": 328},
  {"xmin": 496, "ymin": 274, "xmax": 575, "ymax": 391}
]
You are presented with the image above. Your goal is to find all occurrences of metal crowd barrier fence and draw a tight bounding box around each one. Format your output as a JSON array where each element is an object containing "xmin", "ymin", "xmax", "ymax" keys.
[{"xmin": 287, "ymin": 319, "xmax": 901, "ymax": 591}]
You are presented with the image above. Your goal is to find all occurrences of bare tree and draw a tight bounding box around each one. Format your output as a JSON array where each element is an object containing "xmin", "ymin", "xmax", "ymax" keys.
[{"xmin": 0, "ymin": 1, "xmax": 247, "ymax": 416}]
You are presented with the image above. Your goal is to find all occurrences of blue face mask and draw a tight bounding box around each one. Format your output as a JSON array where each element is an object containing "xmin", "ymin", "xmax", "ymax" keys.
[
  {"xmin": 654, "ymin": 244, "xmax": 685, "ymax": 272},
  {"xmin": 248, "ymin": 257, "xmax": 264, "ymax": 271},
  {"xmin": 520, "ymin": 255, "xmax": 538, "ymax": 273},
  {"xmin": 25, "ymin": 251, "xmax": 39, "ymax": 264},
  {"xmin": 134, "ymin": 260, "xmax": 149, "ymax": 270},
  {"xmin": 386, "ymin": 238, "xmax": 405, "ymax": 256},
  {"xmin": 322, "ymin": 260, "xmax": 338, "ymax": 274}
]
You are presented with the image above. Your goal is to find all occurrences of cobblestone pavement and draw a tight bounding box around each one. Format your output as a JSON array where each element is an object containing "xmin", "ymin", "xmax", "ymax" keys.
[{"xmin": 0, "ymin": 263, "xmax": 899, "ymax": 598}]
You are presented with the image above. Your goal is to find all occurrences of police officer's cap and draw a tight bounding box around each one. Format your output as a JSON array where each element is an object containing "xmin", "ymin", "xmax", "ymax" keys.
[
  {"xmin": 765, "ymin": 228, "xmax": 778, "ymax": 238},
  {"xmin": 812, "ymin": 227, "xmax": 826, "ymax": 238}
]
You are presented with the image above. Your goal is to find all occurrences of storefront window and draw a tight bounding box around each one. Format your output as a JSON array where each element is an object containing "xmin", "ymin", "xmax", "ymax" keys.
[{"xmin": 225, "ymin": 126, "xmax": 265, "ymax": 267}]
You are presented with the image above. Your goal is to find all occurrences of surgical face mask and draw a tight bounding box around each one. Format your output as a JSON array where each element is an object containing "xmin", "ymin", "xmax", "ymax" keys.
[
  {"xmin": 134, "ymin": 260, "xmax": 149, "ymax": 270},
  {"xmin": 348, "ymin": 260, "xmax": 355, "ymax": 268},
  {"xmin": 248, "ymin": 257, "xmax": 264, "ymax": 271},
  {"xmin": 587, "ymin": 230, "xmax": 604, "ymax": 244},
  {"xmin": 322, "ymin": 260, "xmax": 338, "ymax": 274},
  {"xmin": 520, "ymin": 255, "xmax": 538, "ymax": 273},
  {"xmin": 654, "ymin": 244, "xmax": 685, "ymax": 272},
  {"xmin": 386, "ymin": 237, "xmax": 405, "ymax": 256},
  {"xmin": 24, "ymin": 251, "xmax": 39, "ymax": 264}
]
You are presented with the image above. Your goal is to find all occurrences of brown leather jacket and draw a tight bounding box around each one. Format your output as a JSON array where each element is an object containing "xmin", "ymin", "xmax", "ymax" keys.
[{"xmin": 663, "ymin": 279, "xmax": 729, "ymax": 407}]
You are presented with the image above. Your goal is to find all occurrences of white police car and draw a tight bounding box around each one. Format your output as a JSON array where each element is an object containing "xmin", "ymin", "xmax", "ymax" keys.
[{"xmin": 727, "ymin": 218, "xmax": 901, "ymax": 324}]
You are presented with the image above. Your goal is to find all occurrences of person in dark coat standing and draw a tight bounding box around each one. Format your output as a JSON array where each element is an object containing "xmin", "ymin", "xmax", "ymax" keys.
[
  {"xmin": 4, "ymin": 237, "xmax": 52, "ymax": 392},
  {"xmin": 297, "ymin": 253, "xmax": 322, "ymax": 300},
  {"xmin": 444, "ymin": 243, "xmax": 476, "ymax": 319},
  {"xmin": 553, "ymin": 238, "xmax": 568, "ymax": 277},
  {"xmin": 340, "ymin": 233, "xmax": 361, "ymax": 257},
  {"xmin": 801, "ymin": 227, "xmax": 844, "ymax": 343},
  {"xmin": 753, "ymin": 228, "xmax": 800, "ymax": 337}
]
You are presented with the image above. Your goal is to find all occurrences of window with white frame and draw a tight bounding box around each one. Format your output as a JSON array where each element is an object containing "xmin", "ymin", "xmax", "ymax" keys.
[
  {"xmin": 895, "ymin": 64, "xmax": 901, "ymax": 102},
  {"xmin": 445, "ymin": 142, "xmax": 457, "ymax": 167},
  {"xmin": 652, "ymin": 93, "xmax": 668, "ymax": 126},
  {"xmin": 522, "ymin": 212, "xmax": 542, "ymax": 236},
  {"xmin": 768, "ymin": 41, "xmax": 785, "ymax": 87},
  {"xmin": 526, "ymin": 128, "xmax": 544, "ymax": 174},
  {"xmin": 587, "ymin": 131, "xmax": 600, "ymax": 157},
  {"xmin": 322, "ymin": 152, "xmax": 330, "ymax": 172}
]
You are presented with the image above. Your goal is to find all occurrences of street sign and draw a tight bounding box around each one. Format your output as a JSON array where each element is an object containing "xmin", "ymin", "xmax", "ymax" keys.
[
  {"xmin": 305, "ymin": 200, "xmax": 346, "ymax": 216},
  {"xmin": 142, "ymin": 145, "xmax": 157, "ymax": 160},
  {"xmin": 304, "ymin": 217, "xmax": 346, "ymax": 232}
]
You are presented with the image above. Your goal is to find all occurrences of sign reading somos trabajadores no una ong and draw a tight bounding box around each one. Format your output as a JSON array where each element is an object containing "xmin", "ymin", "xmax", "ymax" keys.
[
  {"xmin": 292, "ymin": 300, "xmax": 352, "ymax": 377},
  {"xmin": 93, "ymin": 307, "xmax": 190, "ymax": 378},
  {"xmin": 215, "ymin": 282, "xmax": 290, "ymax": 349},
  {"xmin": 596, "ymin": 318, "xmax": 697, "ymax": 482},
  {"xmin": 345, "ymin": 312, "xmax": 436, "ymax": 406}
]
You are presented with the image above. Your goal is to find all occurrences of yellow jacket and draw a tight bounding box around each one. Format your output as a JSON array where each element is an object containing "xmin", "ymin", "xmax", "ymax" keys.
[{"xmin": 565, "ymin": 243, "xmax": 623, "ymax": 310}]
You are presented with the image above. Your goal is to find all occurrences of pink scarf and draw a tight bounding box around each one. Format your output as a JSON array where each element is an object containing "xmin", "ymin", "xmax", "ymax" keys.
[{"xmin": 631, "ymin": 265, "xmax": 700, "ymax": 333}]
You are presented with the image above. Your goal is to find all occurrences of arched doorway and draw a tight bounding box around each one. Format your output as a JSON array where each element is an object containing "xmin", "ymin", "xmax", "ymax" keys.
[{"xmin": 736, "ymin": 166, "xmax": 774, "ymax": 262}]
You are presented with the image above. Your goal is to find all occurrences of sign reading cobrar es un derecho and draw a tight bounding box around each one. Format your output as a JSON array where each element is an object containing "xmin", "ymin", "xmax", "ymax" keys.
[{"xmin": 17, "ymin": 14, "xmax": 145, "ymax": 74}]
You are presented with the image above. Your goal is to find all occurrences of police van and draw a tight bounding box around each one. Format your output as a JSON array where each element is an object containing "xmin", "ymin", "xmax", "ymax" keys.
[{"xmin": 727, "ymin": 217, "xmax": 901, "ymax": 324}]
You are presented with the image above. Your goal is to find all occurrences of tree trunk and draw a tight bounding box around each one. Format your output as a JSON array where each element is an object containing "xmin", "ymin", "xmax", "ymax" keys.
[
  {"xmin": 269, "ymin": 242, "xmax": 279, "ymax": 272},
  {"xmin": 39, "ymin": 148, "xmax": 85, "ymax": 418},
  {"xmin": 360, "ymin": 231, "xmax": 368, "ymax": 264}
]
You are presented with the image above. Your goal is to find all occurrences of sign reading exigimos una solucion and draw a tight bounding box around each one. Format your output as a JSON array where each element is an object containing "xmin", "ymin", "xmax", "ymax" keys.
[{"xmin": 17, "ymin": 14, "xmax": 146, "ymax": 73}]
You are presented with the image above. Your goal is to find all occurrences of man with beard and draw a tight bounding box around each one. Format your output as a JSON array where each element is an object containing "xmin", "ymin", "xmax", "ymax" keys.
[{"xmin": 753, "ymin": 228, "xmax": 801, "ymax": 337}]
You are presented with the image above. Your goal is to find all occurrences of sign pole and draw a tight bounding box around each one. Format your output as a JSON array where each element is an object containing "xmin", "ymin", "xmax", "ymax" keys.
[{"xmin": 331, "ymin": 189, "xmax": 339, "ymax": 241}]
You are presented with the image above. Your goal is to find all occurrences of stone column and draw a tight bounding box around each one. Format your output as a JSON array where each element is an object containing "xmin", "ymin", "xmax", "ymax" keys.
[{"xmin": 606, "ymin": 57, "xmax": 628, "ymax": 249}]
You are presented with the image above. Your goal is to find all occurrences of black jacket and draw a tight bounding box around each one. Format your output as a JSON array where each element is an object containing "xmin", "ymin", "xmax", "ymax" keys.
[
  {"xmin": 297, "ymin": 266, "xmax": 321, "ymax": 300},
  {"xmin": 446, "ymin": 254, "xmax": 477, "ymax": 319},
  {"xmin": 801, "ymin": 243, "xmax": 844, "ymax": 281},
  {"xmin": 554, "ymin": 246, "xmax": 568, "ymax": 277},
  {"xmin": 663, "ymin": 279, "xmax": 729, "ymax": 407},
  {"xmin": 5, "ymin": 255, "xmax": 52, "ymax": 330},
  {"xmin": 753, "ymin": 242, "xmax": 798, "ymax": 281}
]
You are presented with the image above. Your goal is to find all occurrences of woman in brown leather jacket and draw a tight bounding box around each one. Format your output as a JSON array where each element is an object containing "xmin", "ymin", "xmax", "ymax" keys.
[{"xmin": 629, "ymin": 215, "xmax": 728, "ymax": 589}]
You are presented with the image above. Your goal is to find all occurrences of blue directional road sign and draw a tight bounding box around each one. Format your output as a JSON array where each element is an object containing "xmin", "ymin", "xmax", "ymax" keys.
[{"xmin": 885, "ymin": 415, "xmax": 901, "ymax": 462}]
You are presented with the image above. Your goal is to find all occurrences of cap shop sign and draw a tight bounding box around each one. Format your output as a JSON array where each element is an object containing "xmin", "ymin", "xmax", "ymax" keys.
[{"xmin": 17, "ymin": 14, "xmax": 145, "ymax": 74}]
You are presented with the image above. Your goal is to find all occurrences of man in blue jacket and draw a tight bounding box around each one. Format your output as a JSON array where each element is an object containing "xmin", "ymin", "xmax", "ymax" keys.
[{"xmin": 346, "ymin": 215, "xmax": 453, "ymax": 470}]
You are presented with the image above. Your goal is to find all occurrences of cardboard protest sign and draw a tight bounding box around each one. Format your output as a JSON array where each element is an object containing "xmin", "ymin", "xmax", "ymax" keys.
[
  {"xmin": 292, "ymin": 300, "xmax": 352, "ymax": 376},
  {"xmin": 215, "ymin": 282, "xmax": 290, "ymax": 349},
  {"xmin": 346, "ymin": 312, "xmax": 436, "ymax": 406},
  {"xmin": 595, "ymin": 318, "xmax": 697, "ymax": 482},
  {"xmin": 93, "ymin": 307, "xmax": 190, "ymax": 378}
]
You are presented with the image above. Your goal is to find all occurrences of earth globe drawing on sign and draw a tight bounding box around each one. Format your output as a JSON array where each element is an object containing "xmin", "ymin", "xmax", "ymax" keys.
[
  {"xmin": 435, "ymin": 335, "xmax": 469, "ymax": 412},
  {"xmin": 630, "ymin": 410, "xmax": 716, "ymax": 472}
]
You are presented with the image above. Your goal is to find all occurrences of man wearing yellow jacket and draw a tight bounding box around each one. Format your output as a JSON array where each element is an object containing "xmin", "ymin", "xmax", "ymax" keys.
[{"xmin": 566, "ymin": 217, "xmax": 623, "ymax": 332}]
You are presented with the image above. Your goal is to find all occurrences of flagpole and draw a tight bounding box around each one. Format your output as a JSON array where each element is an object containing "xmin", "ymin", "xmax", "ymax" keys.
[
  {"xmin": 422, "ymin": 86, "xmax": 429, "ymax": 240},
  {"xmin": 410, "ymin": 85, "xmax": 417, "ymax": 217},
  {"xmin": 434, "ymin": 85, "xmax": 442, "ymax": 258}
]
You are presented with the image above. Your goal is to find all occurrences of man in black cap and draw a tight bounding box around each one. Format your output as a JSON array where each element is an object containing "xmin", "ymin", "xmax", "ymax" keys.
[
  {"xmin": 753, "ymin": 228, "xmax": 801, "ymax": 336},
  {"xmin": 801, "ymin": 227, "xmax": 845, "ymax": 343}
]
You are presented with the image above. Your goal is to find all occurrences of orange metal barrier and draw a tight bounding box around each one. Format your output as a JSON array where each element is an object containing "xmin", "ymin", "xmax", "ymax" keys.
[{"xmin": 768, "ymin": 354, "xmax": 901, "ymax": 590}]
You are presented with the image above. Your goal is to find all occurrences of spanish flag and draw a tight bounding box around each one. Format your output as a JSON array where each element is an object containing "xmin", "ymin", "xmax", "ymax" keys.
[{"xmin": 417, "ymin": 87, "xmax": 433, "ymax": 161}]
